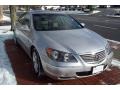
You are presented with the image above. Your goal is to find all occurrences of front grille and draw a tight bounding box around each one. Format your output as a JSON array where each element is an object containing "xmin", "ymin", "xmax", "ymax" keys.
[{"xmin": 80, "ymin": 50, "xmax": 106, "ymax": 63}]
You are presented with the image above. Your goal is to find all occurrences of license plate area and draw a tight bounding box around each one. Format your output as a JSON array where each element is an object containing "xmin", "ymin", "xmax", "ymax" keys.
[{"xmin": 92, "ymin": 65, "xmax": 104, "ymax": 74}]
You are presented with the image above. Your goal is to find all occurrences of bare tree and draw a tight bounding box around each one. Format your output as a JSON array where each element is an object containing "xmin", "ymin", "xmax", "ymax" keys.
[
  {"xmin": 0, "ymin": 6, "xmax": 3, "ymax": 21},
  {"xmin": 9, "ymin": 5, "xmax": 16, "ymax": 31},
  {"xmin": 25, "ymin": 5, "xmax": 30, "ymax": 11}
]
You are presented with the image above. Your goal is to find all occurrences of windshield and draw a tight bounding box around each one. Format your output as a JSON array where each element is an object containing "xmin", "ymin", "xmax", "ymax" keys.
[{"xmin": 33, "ymin": 14, "xmax": 83, "ymax": 31}]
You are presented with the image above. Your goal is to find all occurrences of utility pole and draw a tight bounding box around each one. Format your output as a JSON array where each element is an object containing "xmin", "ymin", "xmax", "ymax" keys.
[{"xmin": 9, "ymin": 5, "xmax": 16, "ymax": 31}]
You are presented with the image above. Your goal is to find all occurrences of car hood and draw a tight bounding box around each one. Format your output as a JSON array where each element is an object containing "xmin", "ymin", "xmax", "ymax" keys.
[{"xmin": 36, "ymin": 28, "xmax": 107, "ymax": 54}]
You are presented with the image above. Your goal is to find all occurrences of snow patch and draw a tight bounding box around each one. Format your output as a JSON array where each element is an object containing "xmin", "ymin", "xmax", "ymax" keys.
[
  {"xmin": 91, "ymin": 10, "xmax": 101, "ymax": 14},
  {"xmin": 106, "ymin": 68, "xmax": 112, "ymax": 71},
  {"xmin": 1, "ymin": 15, "xmax": 10, "ymax": 22},
  {"xmin": 106, "ymin": 15, "xmax": 120, "ymax": 18},
  {"xmin": 47, "ymin": 83, "xmax": 52, "ymax": 85},
  {"xmin": 99, "ymin": 80, "xmax": 107, "ymax": 85},
  {"xmin": 0, "ymin": 26, "xmax": 11, "ymax": 32},
  {"xmin": 60, "ymin": 10, "xmax": 88, "ymax": 15},
  {"xmin": 112, "ymin": 59, "xmax": 120, "ymax": 69},
  {"xmin": 0, "ymin": 30, "xmax": 17, "ymax": 85},
  {"xmin": 107, "ymin": 39, "xmax": 120, "ymax": 45}
]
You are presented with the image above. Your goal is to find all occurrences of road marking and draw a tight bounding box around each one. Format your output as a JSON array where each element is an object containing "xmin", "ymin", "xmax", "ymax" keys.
[
  {"xmin": 105, "ymin": 20, "xmax": 110, "ymax": 22},
  {"xmin": 94, "ymin": 24, "xmax": 118, "ymax": 30},
  {"xmin": 78, "ymin": 18, "xmax": 120, "ymax": 25}
]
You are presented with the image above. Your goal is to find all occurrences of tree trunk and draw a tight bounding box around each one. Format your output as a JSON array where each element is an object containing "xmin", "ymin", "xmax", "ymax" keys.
[
  {"xmin": 25, "ymin": 5, "xmax": 30, "ymax": 11},
  {"xmin": 88, "ymin": 5, "xmax": 94, "ymax": 12},
  {"xmin": 9, "ymin": 5, "xmax": 16, "ymax": 31},
  {"xmin": 0, "ymin": 6, "xmax": 3, "ymax": 21}
]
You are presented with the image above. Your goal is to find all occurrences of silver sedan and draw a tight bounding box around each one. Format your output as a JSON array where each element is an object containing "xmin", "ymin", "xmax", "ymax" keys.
[{"xmin": 14, "ymin": 11, "xmax": 113, "ymax": 80}]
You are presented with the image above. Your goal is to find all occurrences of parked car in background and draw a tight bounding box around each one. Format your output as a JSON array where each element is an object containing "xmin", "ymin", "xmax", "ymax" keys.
[{"xmin": 14, "ymin": 10, "xmax": 113, "ymax": 80}]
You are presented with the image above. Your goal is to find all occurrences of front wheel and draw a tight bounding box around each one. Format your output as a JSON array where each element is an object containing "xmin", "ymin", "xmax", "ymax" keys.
[{"xmin": 32, "ymin": 48, "xmax": 44, "ymax": 77}]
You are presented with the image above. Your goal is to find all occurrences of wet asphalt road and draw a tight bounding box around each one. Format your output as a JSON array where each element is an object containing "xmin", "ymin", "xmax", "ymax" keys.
[{"xmin": 71, "ymin": 9, "xmax": 120, "ymax": 41}]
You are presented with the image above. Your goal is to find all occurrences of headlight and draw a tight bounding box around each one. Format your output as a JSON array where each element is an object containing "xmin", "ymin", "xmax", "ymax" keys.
[
  {"xmin": 46, "ymin": 48, "xmax": 77, "ymax": 62},
  {"xmin": 106, "ymin": 43, "xmax": 112, "ymax": 55}
]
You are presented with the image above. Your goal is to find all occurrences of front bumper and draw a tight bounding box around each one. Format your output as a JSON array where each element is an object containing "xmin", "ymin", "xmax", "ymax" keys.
[{"xmin": 42, "ymin": 52, "xmax": 113, "ymax": 80}]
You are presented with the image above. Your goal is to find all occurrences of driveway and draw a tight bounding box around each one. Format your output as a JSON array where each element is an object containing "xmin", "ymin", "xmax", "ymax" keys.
[{"xmin": 5, "ymin": 39, "xmax": 120, "ymax": 85}]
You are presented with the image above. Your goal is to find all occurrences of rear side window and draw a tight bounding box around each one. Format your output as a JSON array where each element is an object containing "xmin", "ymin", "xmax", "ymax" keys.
[{"xmin": 33, "ymin": 14, "xmax": 82, "ymax": 31}]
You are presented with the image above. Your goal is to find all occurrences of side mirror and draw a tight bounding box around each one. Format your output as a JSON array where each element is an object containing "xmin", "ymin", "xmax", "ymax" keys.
[{"xmin": 81, "ymin": 23, "xmax": 85, "ymax": 27}]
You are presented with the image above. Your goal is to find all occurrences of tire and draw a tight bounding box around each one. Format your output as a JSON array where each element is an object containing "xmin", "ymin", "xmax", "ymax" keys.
[{"xmin": 32, "ymin": 48, "xmax": 44, "ymax": 77}]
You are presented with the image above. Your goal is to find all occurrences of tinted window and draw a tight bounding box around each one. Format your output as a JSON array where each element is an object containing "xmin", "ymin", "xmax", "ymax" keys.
[{"xmin": 33, "ymin": 14, "xmax": 83, "ymax": 31}]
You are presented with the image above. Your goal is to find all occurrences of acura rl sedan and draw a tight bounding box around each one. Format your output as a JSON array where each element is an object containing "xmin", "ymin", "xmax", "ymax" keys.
[{"xmin": 14, "ymin": 10, "xmax": 113, "ymax": 80}]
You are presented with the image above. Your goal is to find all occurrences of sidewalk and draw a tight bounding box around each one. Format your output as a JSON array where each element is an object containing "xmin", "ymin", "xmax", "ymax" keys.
[
  {"xmin": 0, "ymin": 16, "xmax": 16, "ymax": 84},
  {"xmin": 0, "ymin": 30, "xmax": 17, "ymax": 84},
  {"xmin": 0, "ymin": 15, "xmax": 11, "ymax": 33}
]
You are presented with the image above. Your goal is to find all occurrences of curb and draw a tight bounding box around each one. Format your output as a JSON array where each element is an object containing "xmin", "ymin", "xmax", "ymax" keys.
[
  {"xmin": 112, "ymin": 58, "xmax": 120, "ymax": 68},
  {"xmin": 106, "ymin": 15, "xmax": 120, "ymax": 18},
  {"xmin": 107, "ymin": 39, "xmax": 120, "ymax": 45},
  {"xmin": 107, "ymin": 39, "xmax": 120, "ymax": 68}
]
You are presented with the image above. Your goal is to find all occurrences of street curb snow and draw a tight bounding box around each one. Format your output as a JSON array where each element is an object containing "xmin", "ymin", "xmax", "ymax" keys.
[
  {"xmin": 78, "ymin": 10, "xmax": 101, "ymax": 16},
  {"xmin": 106, "ymin": 15, "xmax": 120, "ymax": 18},
  {"xmin": 107, "ymin": 39, "xmax": 120, "ymax": 45},
  {"xmin": 112, "ymin": 58, "xmax": 120, "ymax": 69},
  {"xmin": 59, "ymin": 10, "xmax": 101, "ymax": 16},
  {"xmin": 89, "ymin": 10, "xmax": 101, "ymax": 15},
  {"xmin": 106, "ymin": 39, "xmax": 120, "ymax": 68},
  {"xmin": 1, "ymin": 15, "xmax": 10, "ymax": 22},
  {"xmin": 0, "ymin": 31, "xmax": 17, "ymax": 85}
]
